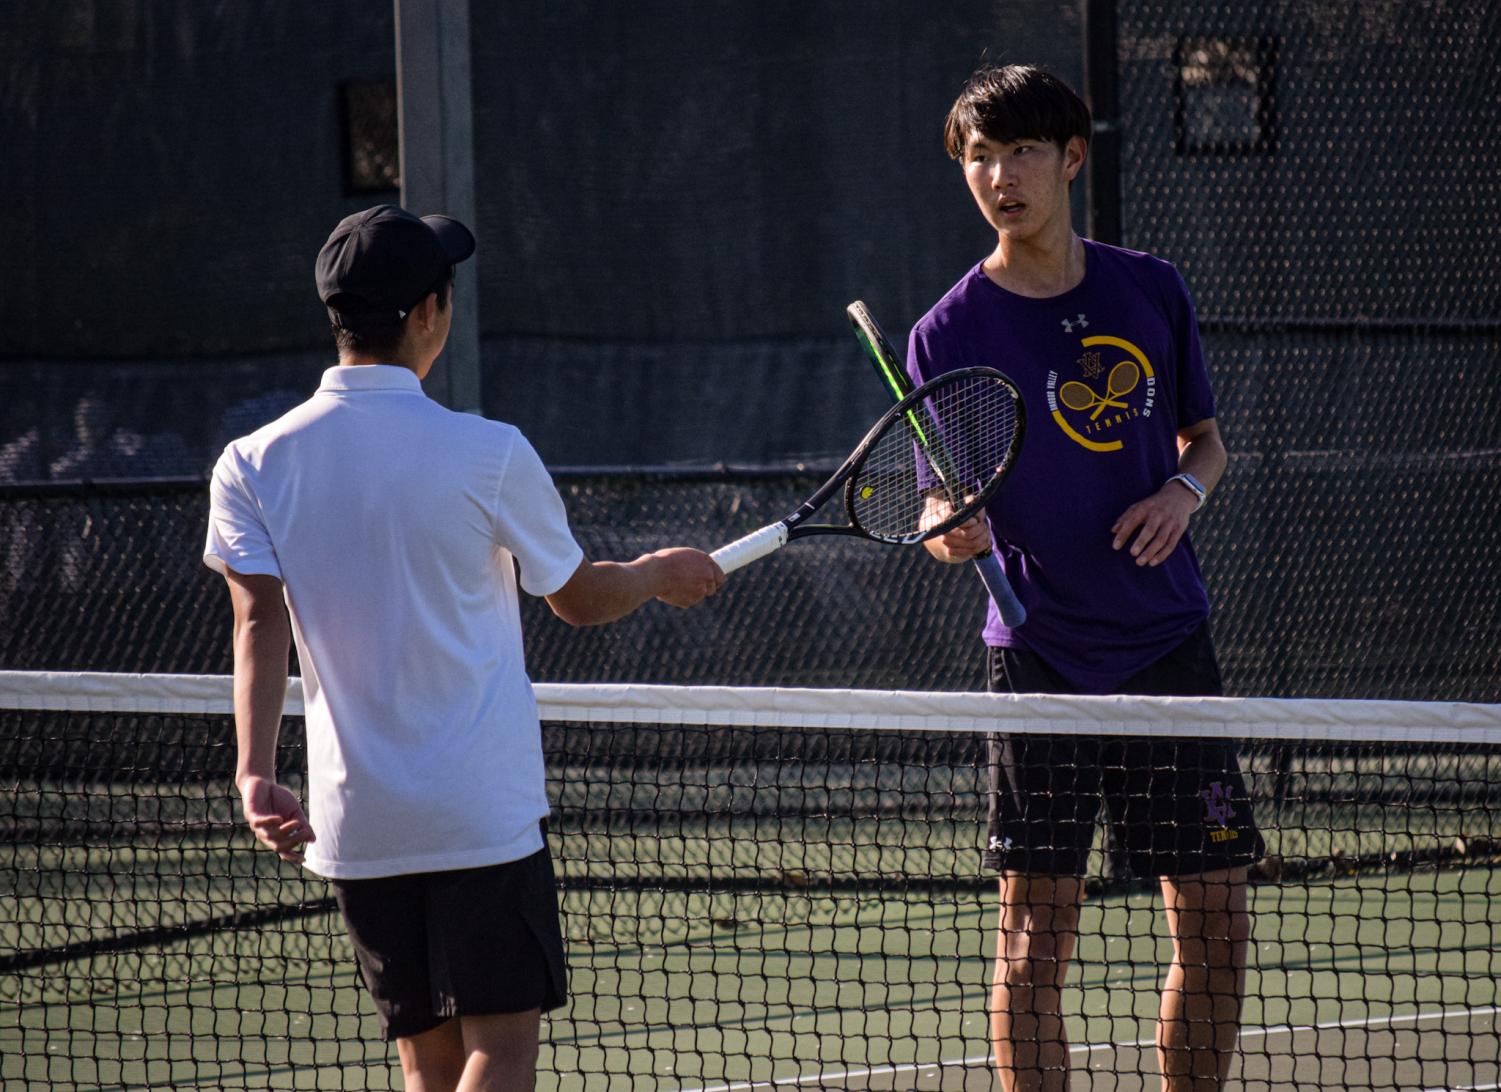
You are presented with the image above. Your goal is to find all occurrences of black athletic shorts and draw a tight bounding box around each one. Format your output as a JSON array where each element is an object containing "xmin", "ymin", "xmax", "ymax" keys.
[
  {"xmin": 983, "ymin": 623, "xmax": 1264, "ymax": 878},
  {"xmin": 331, "ymin": 843, "xmax": 568, "ymax": 1041}
]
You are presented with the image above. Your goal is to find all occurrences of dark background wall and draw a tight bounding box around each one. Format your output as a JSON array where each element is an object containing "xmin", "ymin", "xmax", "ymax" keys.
[
  {"xmin": 1112, "ymin": 0, "xmax": 1501, "ymax": 699},
  {"xmin": 0, "ymin": 1, "xmax": 1083, "ymax": 474},
  {"xmin": 4, "ymin": 1, "xmax": 1496, "ymax": 700}
]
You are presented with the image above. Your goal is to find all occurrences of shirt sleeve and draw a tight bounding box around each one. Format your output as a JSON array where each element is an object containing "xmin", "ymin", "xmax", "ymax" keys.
[
  {"xmin": 203, "ymin": 448, "xmax": 283, "ymax": 579},
  {"xmin": 1170, "ymin": 268, "xmax": 1217, "ymax": 427},
  {"xmin": 492, "ymin": 433, "xmax": 585, "ymax": 597},
  {"xmin": 906, "ymin": 321, "xmax": 936, "ymax": 390},
  {"xmin": 907, "ymin": 318, "xmax": 957, "ymax": 494}
]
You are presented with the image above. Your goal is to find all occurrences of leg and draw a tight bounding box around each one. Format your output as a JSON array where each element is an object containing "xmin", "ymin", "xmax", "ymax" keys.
[
  {"xmin": 395, "ymin": 1018, "xmax": 466, "ymax": 1092},
  {"xmin": 983, "ymin": 649, "xmax": 1101, "ymax": 1092},
  {"xmin": 336, "ymin": 854, "xmax": 564, "ymax": 1092},
  {"xmin": 992, "ymin": 871, "xmax": 1085, "ymax": 1092},
  {"xmin": 456, "ymin": 1010, "xmax": 542, "ymax": 1092},
  {"xmin": 1156, "ymin": 868, "xmax": 1251, "ymax": 1092},
  {"xmin": 396, "ymin": 1010, "xmax": 542, "ymax": 1092}
]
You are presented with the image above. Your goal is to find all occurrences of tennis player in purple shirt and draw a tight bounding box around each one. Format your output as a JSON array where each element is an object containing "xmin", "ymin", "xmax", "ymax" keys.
[{"xmin": 909, "ymin": 66, "xmax": 1262, "ymax": 1092}]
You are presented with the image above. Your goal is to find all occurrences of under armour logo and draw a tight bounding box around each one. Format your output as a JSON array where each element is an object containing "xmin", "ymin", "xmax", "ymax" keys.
[
  {"xmin": 987, "ymin": 835, "xmax": 1014, "ymax": 852},
  {"xmin": 1061, "ymin": 313, "xmax": 1088, "ymax": 333}
]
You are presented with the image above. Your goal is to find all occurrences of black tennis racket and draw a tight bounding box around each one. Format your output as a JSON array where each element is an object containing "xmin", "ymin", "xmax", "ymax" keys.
[
  {"xmin": 711, "ymin": 368, "xmax": 1022, "ymax": 574},
  {"xmin": 846, "ymin": 300, "xmax": 1029, "ymax": 627}
]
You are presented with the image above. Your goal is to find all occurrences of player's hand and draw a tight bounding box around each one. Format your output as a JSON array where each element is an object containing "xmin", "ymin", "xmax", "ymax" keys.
[
  {"xmin": 1111, "ymin": 484, "xmax": 1197, "ymax": 567},
  {"xmin": 650, "ymin": 547, "xmax": 726, "ymax": 608},
  {"xmin": 920, "ymin": 493, "xmax": 991, "ymax": 563},
  {"xmin": 238, "ymin": 775, "xmax": 316, "ymax": 863},
  {"xmin": 926, "ymin": 513, "xmax": 992, "ymax": 563}
]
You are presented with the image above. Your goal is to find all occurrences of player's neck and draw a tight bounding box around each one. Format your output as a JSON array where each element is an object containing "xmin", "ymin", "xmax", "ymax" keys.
[
  {"xmin": 983, "ymin": 227, "xmax": 1086, "ymax": 299},
  {"xmin": 338, "ymin": 343, "xmax": 435, "ymax": 379},
  {"xmin": 338, "ymin": 354, "xmax": 422, "ymax": 373}
]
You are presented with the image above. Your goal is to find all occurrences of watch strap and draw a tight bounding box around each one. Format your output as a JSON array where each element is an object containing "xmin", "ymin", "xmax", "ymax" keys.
[{"xmin": 1168, "ymin": 472, "xmax": 1208, "ymax": 511}]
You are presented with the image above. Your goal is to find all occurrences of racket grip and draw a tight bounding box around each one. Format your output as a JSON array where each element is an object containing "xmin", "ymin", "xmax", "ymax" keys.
[
  {"xmin": 973, "ymin": 551, "xmax": 1027, "ymax": 628},
  {"xmin": 711, "ymin": 523, "xmax": 789, "ymax": 575}
]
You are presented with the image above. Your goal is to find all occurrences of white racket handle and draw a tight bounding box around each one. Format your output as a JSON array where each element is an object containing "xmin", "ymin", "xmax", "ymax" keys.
[{"xmin": 711, "ymin": 523, "xmax": 789, "ymax": 574}]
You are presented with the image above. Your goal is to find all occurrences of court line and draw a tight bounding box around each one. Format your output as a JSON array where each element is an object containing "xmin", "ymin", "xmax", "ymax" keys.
[
  {"xmin": 676, "ymin": 1004, "xmax": 1501, "ymax": 1092},
  {"xmin": 679, "ymin": 1052, "xmax": 993, "ymax": 1091},
  {"xmin": 1230, "ymin": 1003, "xmax": 1501, "ymax": 1043}
]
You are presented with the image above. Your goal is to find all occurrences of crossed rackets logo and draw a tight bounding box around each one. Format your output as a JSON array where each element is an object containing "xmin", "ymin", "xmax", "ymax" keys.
[
  {"xmin": 1047, "ymin": 334, "xmax": 1157, "ymax": 452},
  {"xmin": 1059, "ymin": 361, "xmax": 1141, "ymax": 420}
]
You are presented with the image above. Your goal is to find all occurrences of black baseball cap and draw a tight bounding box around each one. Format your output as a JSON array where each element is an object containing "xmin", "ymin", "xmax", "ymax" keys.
[{"xmin": 315, "ymin": 204, "xmax": 476, "ymax": 328}]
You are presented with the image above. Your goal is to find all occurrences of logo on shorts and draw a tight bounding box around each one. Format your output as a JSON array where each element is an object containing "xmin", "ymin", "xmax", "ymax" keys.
[
  {"xmin": 988, "ymin": 835, "xmax": 1014, "ymax": 853},
  {"xmin": 1201, "ymin": 781, "xmax": 1239, "ymax": 843}
]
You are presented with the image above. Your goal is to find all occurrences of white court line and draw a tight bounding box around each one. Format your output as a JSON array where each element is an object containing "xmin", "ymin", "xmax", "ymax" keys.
[
  {"xmin": 675, "ymin": 1005, "xmax": 1501, "ymax": 1092},
  {"xmin": 1231, "ymin": 1003, "xmax": 1501, "ymax": 1043},
  {"xmin": 678, "ymin": 1053, "xmax": 993, "ymax": 1092}
]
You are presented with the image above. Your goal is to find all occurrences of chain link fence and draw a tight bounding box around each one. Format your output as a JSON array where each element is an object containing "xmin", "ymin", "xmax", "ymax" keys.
[{"xmin": 1, "ymin": 464, "xmax": 1495, "ymax": 700}]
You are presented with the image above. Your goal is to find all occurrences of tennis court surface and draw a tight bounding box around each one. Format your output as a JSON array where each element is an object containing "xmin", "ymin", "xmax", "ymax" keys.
[{"xmin": 3, "ymin": 673, "xmax": 1499, "ymax": 1090}]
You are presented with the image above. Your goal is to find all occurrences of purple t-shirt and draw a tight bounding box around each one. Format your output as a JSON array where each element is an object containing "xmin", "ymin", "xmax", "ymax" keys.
[{"xmin": 908, "ymin": 240, "xmax": 1216, "ymax": 693}]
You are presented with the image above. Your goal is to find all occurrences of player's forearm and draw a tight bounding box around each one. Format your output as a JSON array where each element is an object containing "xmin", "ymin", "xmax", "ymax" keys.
[
  {"xmin": 547, "ymin": 550, "xmax": 721, "ymax": 625},
  {"xmin": 546, "ymin": 557, "xmax": 661, "ymax": 626},
  {"xmin": 1176, "ymin": 429, "xmax": 1227, "ymax": 496},
  {"xmin": 587, "ymin": 558, "xmax": 660, "ymax": 625},
  {"xmin": 232, "ymin": 611, "xmax": 291, "ymax": 791}
]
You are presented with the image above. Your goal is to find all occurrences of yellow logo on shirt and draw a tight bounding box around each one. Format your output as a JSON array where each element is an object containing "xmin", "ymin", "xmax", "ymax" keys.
[{"xmin": 1046, "ymin": 335, "xmax": 1157, "ymax": 452}]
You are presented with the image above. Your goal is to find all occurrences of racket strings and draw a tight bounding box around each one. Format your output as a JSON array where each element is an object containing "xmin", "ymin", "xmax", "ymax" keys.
[{"xmin": 848, "ymin": 373, "xmax": 1019, "ymax": 541}]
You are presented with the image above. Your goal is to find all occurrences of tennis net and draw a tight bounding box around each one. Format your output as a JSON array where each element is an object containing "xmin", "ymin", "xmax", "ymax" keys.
[{"xmin": 2, "ymin": 672, "xmax": 1499, "ymax": 1091}]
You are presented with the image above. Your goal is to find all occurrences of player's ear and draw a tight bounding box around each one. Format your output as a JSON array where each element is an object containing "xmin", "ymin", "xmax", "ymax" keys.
[
  {"xmin": 411, "ymin": 291, "xmax": 440, "ymax": 333},
  {"xmin": 1063, "ymin": 135, "xmax": 1088, "ymax": 181}
]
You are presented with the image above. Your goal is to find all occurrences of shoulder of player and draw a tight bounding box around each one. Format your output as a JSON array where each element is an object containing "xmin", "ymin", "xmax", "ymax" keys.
[
  {"xmin": 1084, "ymin": 240, "xmax": 1192, "ymax": 325},
  {"xmin": 911, "ymin": 262, "xmax": 993, "ymax": 341},
  {"xmin": 403, "ymin": 396, "xmax": 522, "ymax": 442},
  {"xmin": 211, "ymin": 400, "xmax": 315, "ymax": 479},
  {"xmin": 1085, "ymin": 238, "xmax": 1183, "ymax": 286}
]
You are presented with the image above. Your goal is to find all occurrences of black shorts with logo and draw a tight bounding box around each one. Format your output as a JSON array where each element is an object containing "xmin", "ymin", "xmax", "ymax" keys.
[
  {"xmin": 331, "ymin": 842, "xmax": 568, "ymax": 1041},
  {"xmin": 983, "ymin": 623, "xmax": 1264, "ymax": 878}
]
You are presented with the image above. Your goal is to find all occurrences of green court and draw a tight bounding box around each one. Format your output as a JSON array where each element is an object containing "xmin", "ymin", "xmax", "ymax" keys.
[
  {"xmin": 5, "ymin": 855, "xmax": 1497, "ymax": 1090},
  {"xmin": 546, "ymin": 866, "xmax": 1501, "ymax": 1091}
]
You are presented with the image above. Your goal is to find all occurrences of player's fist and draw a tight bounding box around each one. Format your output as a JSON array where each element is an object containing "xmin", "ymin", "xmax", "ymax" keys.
[
  {"xmin": 650, "ymin": 547, "xmax": 726, "ymax": 607},
  {"xmin": 238, "ymin": 775, "xmax": 315, "ymax": 863},
  {"xmin": 926, "ymin": 512, "xmax": 991, "ymax": 563}
]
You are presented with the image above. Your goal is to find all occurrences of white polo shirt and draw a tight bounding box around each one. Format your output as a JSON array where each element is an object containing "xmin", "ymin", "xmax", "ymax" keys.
[{"xmin": 204, "ymin": 365, "xmax": 584, "ymax": 879}]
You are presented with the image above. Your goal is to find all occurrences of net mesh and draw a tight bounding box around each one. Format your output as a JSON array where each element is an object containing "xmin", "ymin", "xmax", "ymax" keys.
[{"xmin": 2, "ymin": 673, "xmax": 1499, "ymax": 1090}]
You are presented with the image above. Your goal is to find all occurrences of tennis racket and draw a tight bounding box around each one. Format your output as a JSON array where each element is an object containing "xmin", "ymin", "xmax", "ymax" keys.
[
  {"xmin": 846, "ymin": 300, "xmax": 1029, "ymax": 627},
  {"xmin": 711, "ymin": 368, "xmax": 1021, "ymax": 574},
  {"xmin": 1060, "ymin": 361, "xmax": 1139, "ymax": 419}
]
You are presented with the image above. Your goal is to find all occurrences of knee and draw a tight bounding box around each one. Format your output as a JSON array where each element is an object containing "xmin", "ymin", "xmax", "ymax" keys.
[
  {"xmin": 1208, "ymin": 905, "xmax": 1251, "ymax": 949},
  {"xmin": 997, "ymin": 924, "xmax": 1078, "ymax": 986},
  {"xmin": 461, "ymin": 1011, "xmax": 541, "ymax": 1087},
  {"xmin": 477, "ymin": 1029, "xmax": 540, "ymax": 1073},
  {"xmin": 1173, "ymin": 907, "xmax": 1250, "ymax": 970}
]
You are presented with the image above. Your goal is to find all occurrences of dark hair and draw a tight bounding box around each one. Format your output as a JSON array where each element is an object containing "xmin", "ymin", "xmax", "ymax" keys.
[
  {"xmin": 331, "ymin": 270, "xmax": 453, "ymax": 358},
  {"xmin": 943, "ymin": 65, "xmax": 1092, "ymax": 159}
]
